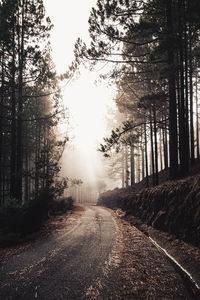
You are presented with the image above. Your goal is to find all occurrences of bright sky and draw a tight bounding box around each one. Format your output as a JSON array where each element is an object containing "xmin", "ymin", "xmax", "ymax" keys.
[
  {"xmin": 43, "ymin": 0, "xmax": 95, "ymax": 73},
  {"xmin": 43, "ymin": 0, "xmax": 116, "ymax": 186}
]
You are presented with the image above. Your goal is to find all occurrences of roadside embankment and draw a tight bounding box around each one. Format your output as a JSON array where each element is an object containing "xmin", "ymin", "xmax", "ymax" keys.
[{"xmin": 98, "ymin": 175, "xmax": 200, "ymax": 247}]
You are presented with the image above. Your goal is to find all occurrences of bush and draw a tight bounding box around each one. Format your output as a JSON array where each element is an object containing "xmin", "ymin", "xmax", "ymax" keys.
[
  {"xmin": 0, "ymin": 188, "xmax": 54, "ymax": 237},
  {"xmin": 0, "ymin": 190, "xmax": 74, "ymax": 247},
  {"xmin": 21, "ymin": 188, "xmax": 54, "ymax": 234},
  {"xmin": 51, "ymin": 197, "xmax": 74, "ymax": 215},
  {"xmin": 0, "ymin": 198, "xmax": 23, "ymax": 233},
  {"xmin": 0, "ymin": 232, "xmax": 22, "ymax": 247}
]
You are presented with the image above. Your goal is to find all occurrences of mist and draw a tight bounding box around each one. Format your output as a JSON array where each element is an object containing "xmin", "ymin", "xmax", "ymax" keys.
[{"xmin": 60, "ymin": 137, "xmax": 117, "ymax": 204}]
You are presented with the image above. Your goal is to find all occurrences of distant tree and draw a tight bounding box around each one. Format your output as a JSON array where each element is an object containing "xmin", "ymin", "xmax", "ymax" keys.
[{"xmin": 96, "ymin": 180, "xmax": 107, "ymax": 194}]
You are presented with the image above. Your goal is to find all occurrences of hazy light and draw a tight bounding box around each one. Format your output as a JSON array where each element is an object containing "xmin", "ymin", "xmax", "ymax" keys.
[
  {"xmin": 61, "ymin": 69, "xmax": 116, "ymax": 184},
  {"xmin": 65, "ymin": 71, "xmax": 109, "ymax": 145},
  {"xmin": 43, "ymin": 0, "xmax": 117, "ymax": 190},
  {"xmin": 43, "ymin": 0, "xmax": 96, "ymax": 74}
]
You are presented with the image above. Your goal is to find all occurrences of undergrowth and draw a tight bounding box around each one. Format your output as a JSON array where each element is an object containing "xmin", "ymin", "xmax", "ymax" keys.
[{"xmin": 0, "ymin": 189, "xmax": 74, "ymax": 248}]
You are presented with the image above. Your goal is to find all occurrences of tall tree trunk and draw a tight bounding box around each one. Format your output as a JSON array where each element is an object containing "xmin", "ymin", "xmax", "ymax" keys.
[
  {"xmin": 2, "ymin": 131, "xmax": 6, "ymax": 204},
  {"xmin": 196, "ymin": 71, "xmax": 200, "ymax": 159},
  {"xmin": 16, "ymin": 0, "xmax": 25, "ymax": 202},
  {"xmin": 141, "ymin": 139, "xmax": 145, "ymax": 180},
  {"xmin": 153, "ymin": 103, "xmax": 159, "ymax": 185},
  {"xmin": 0, "ymin": 106, "xmax": 2, "ymax": 205},
  {"xmin": 159, "ymin": 128, "xmax": 163, "ymax": 171},
  {"xmin": 136, "ymin": 152, "xmax": 141, "ymax": 183},
  {"xmin": 122, "ymin": 147, "xmax": 125, "ymax": 188},
  {"xmin": 130, "ymin": 144, "xmax": 135, "ymax": 185},
  {"xmin": 35, "ymin": 124, "xmax": 41, "ymax": 194},
  {"xmin": 125, "ymin": 145, "xmax": 129, "ymax": 188},
  {"xmin": 144, "ymin": 121, "xmax": 149, "ymax": 187},
  {"xmin": 10, "ymin": 23, "xmax": 17, "ymax": 199},
  {"xmin": 0, "ymin": 47, "xmax": 4, "ymax": 205},
  {"xmin": 162, "ymin": 115, "xmax": 168, "ymax": 170},
  {"xmin": 150, "ymin": 106, "xmax": 155, "ymax": 185},
  {"xmin": 189, "ymin": 27, "xmax": 195, "ymax": 163},
  {"xmin": 24, "ymin": 142, "xmax": 29, "ymax": 203},
  {"xmin": 183, "ymin": 7, "xmax": 190, "ymax": 163},
  {"xmin": 42, "ymin": 123, "xmax": 46, "ymax": 188},
  {"xmin": 178, "ymin": 0, "xmax": 189, "ymax": 176},
  {"xmin": 166, "ymin": 0, "xmax": 178, "ymax": 179}
]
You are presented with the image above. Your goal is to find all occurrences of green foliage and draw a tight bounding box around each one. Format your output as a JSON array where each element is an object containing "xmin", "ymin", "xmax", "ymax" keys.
[{"xmin": 51, "ymin": 177, "xmax": 68, "ymax": 199}]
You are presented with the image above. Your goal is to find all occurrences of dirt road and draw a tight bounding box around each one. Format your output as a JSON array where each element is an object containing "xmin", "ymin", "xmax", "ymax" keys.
[
  {"xmin": 0, "ymin": 206, "xmax": 116, "ymax": 299},
  {"xmin": 0, "ymin": 205, "xmax": 194, "ymax": 299}
]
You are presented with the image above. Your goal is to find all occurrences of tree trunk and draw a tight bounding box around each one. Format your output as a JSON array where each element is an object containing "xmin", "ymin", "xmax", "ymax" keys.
[
  {"xmin": 136, "ymin": 152, "xmax": 141, "ymax": 183},
  {"xmin": 122, "ymin": 147, "xmax": 125, "ymax": 188},
  {"xmin": 24, "ymin": 142, "xmax": 29, "ymax": 203},
  {"xmin": 189, "ymin": 27, "xmax": 195, "ymax": 163},
  {"xmin": 166, "ymin": 0, "xmax": 178, "ymax": 179},
  {"xmin": 144, "ymin": 121, "xmax": 149, "ymax": 187},
  {"xmin": 130, "ymin": 144, "xmax": 135, "ymax": 185},
  {"xmin": 0, "ymin": 47, "xmax": 4, "ymax": 205},
  {"xmin": 159, "ymin": 128, "xmax": 163, "ymax": 171},
  {"xmin": 16, "ymin": 0, "xmax": 25, "ymax": 202},
  {"xmin": 35, "ymin": 124, "xmax": 41, "ymax": 194},
  {"xmin": 141, "ymin": 135, "xmax": 145, "ymax": 180},
  {"xmin": 183, "ymin": 8, "xmax": 190, "ymax": 164},
  {"xmin": 196, "ymin": 71, "xmax": 199, "ymax": 159},
  {"xmin": 178, "ymin": 0, "xmax": 189, "ymax": 176},
  {"xmin": 125, "ymin": 145, "xmax": 129, "ymax": 188},
  {"xmin": 162, "ymin": 115, "xmax": 168, "ymax": 170},
  {"xmin": 10, "ymin": 24, "xmax": 17, "ymax": 199},
  {"xmin": 150, "ymin": 105, "xmax": 155, "ymax": 185},
  {"xmin": 153, "ymin": 103, "xmax": 159, "ymax": 185}
]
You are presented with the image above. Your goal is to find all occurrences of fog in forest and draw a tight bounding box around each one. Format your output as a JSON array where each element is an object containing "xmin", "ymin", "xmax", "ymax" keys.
[
  {"xmin": 58, "ymin": 72, "xmax": 118, "ymax": 203},
  {"xmin": 42, "ymin": 0, "xmax": 119, "ymax": 203}
]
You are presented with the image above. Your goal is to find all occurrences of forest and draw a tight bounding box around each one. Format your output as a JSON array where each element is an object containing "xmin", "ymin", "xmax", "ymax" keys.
[
  {"xmin": 0, "ymin": 1, "xmax": 200, "ymax": 298},
  {"xmin": 0, "ymin": 0, "xmax": 70, "ymax": 240},
  {"xmin": 75, "ymin": 0, "xmax": 200, "ymax": 188},
  {"xmin": 0, "ymin": 0, "xmax": 200, "ymax": 240}
]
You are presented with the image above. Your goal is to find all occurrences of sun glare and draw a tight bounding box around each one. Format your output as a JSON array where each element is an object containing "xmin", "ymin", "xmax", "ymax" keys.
[
  {"xmin": 59, "ymin": 68, "xmax": 116, "ymax": 184},
  {"xmin": 43, "ymin": 0, "xmax": 96, "ymax": 74},
  {"xmin": 43, "ymin": 0, "xmax": 117, "ymax": 187},
  {"xmin": 63, "ymin": 70, "xmax": 114, "ymax": 149}
]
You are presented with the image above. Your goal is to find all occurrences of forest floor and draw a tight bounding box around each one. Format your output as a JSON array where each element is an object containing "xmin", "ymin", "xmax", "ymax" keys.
[
  {"xmin": 120, "ymin": 211, "xmax": 200, "ymax": 298},
  {"xmin": 85, "ymin": 208, "xmax": 200, "ymax": 299}
]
